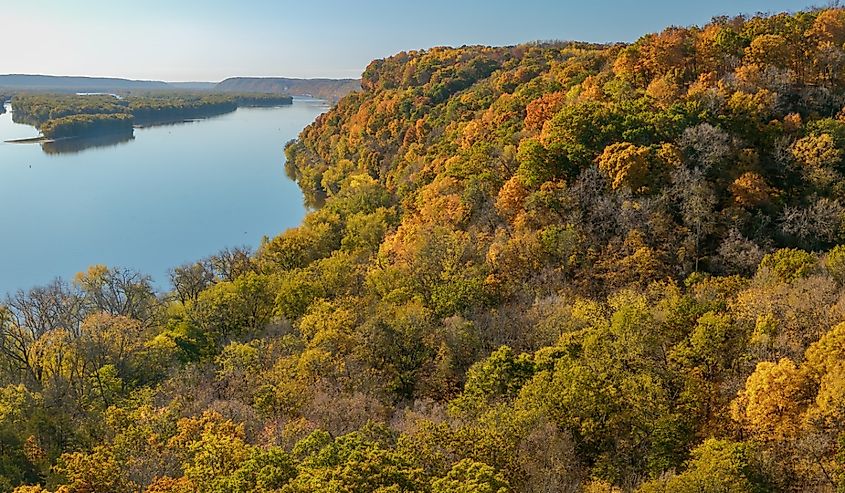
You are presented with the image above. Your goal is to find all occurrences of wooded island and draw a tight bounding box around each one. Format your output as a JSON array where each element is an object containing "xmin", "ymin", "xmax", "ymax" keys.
[{"xmin": 10, "ymin": 93, "xmax": 294, "ymax": 139}]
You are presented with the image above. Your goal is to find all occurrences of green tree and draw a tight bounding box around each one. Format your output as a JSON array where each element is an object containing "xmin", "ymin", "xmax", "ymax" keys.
[{"xmin": 431, "ymin": 459, "xmax": 510, "ymax": 493}]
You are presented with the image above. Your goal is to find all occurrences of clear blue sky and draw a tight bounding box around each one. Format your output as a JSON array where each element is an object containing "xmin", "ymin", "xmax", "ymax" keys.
[{"xmin": 0, "ymin": 0, "xmax": 820, "ymax": 81}]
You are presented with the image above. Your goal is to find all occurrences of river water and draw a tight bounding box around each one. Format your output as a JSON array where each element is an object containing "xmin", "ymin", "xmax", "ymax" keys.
[{"xmin": 0, "ymin": 98, "xmax": 328, "ymax": 294}]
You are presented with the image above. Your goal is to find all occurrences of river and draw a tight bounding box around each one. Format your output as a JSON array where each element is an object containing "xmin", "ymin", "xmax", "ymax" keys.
[{"xmin": 0, "ymin": 98, "xmax": 329, "ymax": 294}]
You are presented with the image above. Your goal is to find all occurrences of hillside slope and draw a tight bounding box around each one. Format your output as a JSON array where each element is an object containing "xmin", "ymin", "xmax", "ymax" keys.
[{"xmin": 6, "ymin": 8, "xmax": 845, "ymax": 493}]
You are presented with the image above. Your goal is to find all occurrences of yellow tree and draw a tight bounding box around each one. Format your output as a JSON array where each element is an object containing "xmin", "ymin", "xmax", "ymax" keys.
[
  {"xmin": 596, "ymin": 142, "xmax": 652, "ymax": 192},
  {"xmin": 731, "ymin": 358, "xmax": 810, "ymax": 441},
  {"xmin": 637, "ymin": 27, "xmax": 694, "ymax": 80},
  {"xmin": 745, "ymin": 34, "xmax": 791, "ymax": 69},
  {"xmin": 807, "ymin": 9, "xmax": 845, "ymax": 46},
  {"xmin": 791, "ymin": 133, "xmax": 842, "ymax": 168},
  {"xmin": 495, "ymin": 175, "xmax": 529, "ymax": 224},
  {"xmin": 729, "ymin": 171, "xmax": 774, "ymax": 208}
]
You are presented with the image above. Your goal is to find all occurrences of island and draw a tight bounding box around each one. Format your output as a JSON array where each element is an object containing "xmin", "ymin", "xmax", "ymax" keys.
[{"xmin": 8, "ymin": 92, "xmax": 294, "ymax": 140}]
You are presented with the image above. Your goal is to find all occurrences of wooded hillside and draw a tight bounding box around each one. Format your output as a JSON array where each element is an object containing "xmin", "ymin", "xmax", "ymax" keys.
[{"xmin": 6, "ymin": 8, "xmax": 845, "ymax": 493}]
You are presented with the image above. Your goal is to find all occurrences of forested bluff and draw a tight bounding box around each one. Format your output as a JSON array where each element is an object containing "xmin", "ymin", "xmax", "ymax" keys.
[{"xmin": 7, "ymin": 7, "xmax": 845, "ymax": 493}]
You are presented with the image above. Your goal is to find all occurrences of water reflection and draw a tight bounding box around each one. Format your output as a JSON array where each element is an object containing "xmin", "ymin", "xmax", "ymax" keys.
[
  {"xmin": 132, "ymin": 111, "xmax": 232, "ymax": 129},
  {"xmin": 41, "ymin": 133, "xmax": 135, "ymax": 155}
]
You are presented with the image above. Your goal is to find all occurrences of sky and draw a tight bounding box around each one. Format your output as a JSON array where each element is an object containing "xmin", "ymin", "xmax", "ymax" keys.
[{"xmin": 0, "ymin": 0, "xmax": 824, "ymax": 82}]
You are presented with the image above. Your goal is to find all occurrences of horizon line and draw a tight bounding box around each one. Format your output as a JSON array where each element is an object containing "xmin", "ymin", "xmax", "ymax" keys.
[{"xmin": 0, "ymin": 73, "xmax": 363, "ymax": 84}]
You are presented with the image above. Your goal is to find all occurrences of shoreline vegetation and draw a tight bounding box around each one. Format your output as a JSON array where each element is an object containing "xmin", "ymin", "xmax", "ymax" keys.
[{"xmin": 7, "ymin": 92, "xmax": 294, "ymax": 140}]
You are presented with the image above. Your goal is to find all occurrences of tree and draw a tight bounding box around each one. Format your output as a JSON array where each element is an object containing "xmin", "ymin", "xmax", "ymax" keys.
[
  {"xmin": 636, "ymin": 439, "xmax": 767, "ymax": 493},
  {"xmin": 540, "ymin": 101, "xmax": 625, "ymax": 171},
  {"xmin": 670, "ymin": 311, "xmax": 743, "ymax": 380},
  {"xmin": 791, "ymin": 133, "xmax": 842, "ymax": 168},
  {"xmin": 671, "ymin": 167, "xmax": 717, "ymax": 272},
  {"xmin": 190, "ymin": 272, "xmax": 275, "ymax": 348},
  {"xmin": 744, "ymin": 34, "xmax": 791, "ymax": 68},
  {"xmin": 0, "ymin": 385, "xmax": 42, "ymax": 490},
  {"xmin": 731, "ymin": 358, "xmax": 809, "ymax": 441},
  {"xmin": 717, "ymin": 229, "xmax": 765, "ymax": 276},
  {"xmin": 431, "ymin": 459, "xmax": 510, "ymax": 493},
  {"xmin": 79, "ymin": 313, "xmax": 146, "ymax": 376},
  {"xmin": 758, "ymin": 248, "xmax": 817, "ymax": 282},
  {"xmin": 824, "ymin": 245, "xmax": 845, "ymax": 284},
  {"xmin": 169, "ymin": 262, "xmax": 214, "ymax": 305},
  {"xmin": 807, "ymin": 9, "xmax": 845, "ymax": 46},
  {"xmin": 207, "ymin": 246, "xmax": 255, "ymax": 282},
  {"xmin": 182, "ymin": 429, "xmax": 251, "ymax": 492},
  {"xmin": 637, "ymin": 28, "xmax": 694, "ymax": 80},
  {"xmin": 596, "ymin": 142, "xmax": 653, "ymax": 191},
  {"xmin": 677, "ymin": 124, "xmax": 731, "ymax": 171},
  {"xmin": 74, "ymin": 265, "xmax": 158, "ymax": 323},
  {"xmin": 450, "ymin": 346, "xmax": 534, "ymax": 418},
  {"xmin": 55, "ymin": 446, "xmax": 136, "ymax": 493},
  {"xmin": 730, "ymin": 172, "xmax": 774, "ymax": 208},
  {"xmin": 4, "ymin": 279, "xmax": 84, "ymax": 338},
  {"xmin": 223, "ymin": 448, "xmax": 296, "ymax": 492},
  {"xmin": 284, "ymin": 428, "xmax": 426, "ymax": 492}
]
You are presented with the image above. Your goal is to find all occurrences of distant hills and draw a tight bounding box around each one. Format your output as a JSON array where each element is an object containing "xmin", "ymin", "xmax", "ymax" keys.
[
  {"xmin": 0, "ymin": 74, "xmax": 169, "ymax": 91},
  {"xmin": 0, "ymin": 74, "xmax": 361, "ymax": 101},
  {"xmin": 166, "ymin": 81, "xmax": 218, "ymax": 91},
  {"xmin": 215, "ymin": 77, "xmax": 361, "ymax": 102}
]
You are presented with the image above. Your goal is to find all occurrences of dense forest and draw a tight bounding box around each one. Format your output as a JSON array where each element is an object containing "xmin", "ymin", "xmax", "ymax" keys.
[
  {"xmin": 7, "ymin": 7, "xmax": 845, "ymax": 492},
  {"xmin": 10, "ymin": 93, "xmax": 293, "ymax": 139}
]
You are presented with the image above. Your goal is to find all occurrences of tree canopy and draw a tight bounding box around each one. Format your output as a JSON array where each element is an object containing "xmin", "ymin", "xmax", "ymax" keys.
[{"xmin": 6, "ymin": 7, "xmax": 845, "ymax": 493}]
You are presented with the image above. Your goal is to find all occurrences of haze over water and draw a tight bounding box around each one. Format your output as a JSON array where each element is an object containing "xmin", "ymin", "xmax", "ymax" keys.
[{"xmin": 0, "ymin": 99, "xmax": 329, "ymax": 294}]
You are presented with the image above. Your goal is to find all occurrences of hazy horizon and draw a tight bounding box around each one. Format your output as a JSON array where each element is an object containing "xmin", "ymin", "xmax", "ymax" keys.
[
  {"xmin": 0, "ymin": 0, "xmax": 819, "ymax": 82},
  {"xmin": 0, "ymin": 73, "xmax": 359, "ymax": 83}
]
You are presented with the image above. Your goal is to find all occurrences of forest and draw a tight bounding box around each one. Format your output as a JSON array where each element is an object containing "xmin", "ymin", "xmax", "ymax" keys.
[
  {"xmin": 6, "ymin": 7, "xmax": 845, "ymax": 492},
  {"xmin": 10, "ymin": 93, "xmax": 293, "ymax": 138}
]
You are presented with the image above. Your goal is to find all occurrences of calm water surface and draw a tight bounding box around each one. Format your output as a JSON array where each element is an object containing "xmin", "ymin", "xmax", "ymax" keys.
[{"xmin": 0, "ymin": 99, "xmax": 329, "ymax": 294}]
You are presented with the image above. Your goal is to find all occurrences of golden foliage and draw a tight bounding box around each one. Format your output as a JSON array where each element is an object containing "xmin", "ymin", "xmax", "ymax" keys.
[
  {"xmin": 791, "ymin": 133, "xmax": 842, "ymax": 168},
  {"xmin": 731, "ymin": 358, "xmax": 809, "ymax": 441},
  {"xmin": 596, "ymin": 142, "xmax": 652, "ymax": 191},
  {"xmin": 730, "ymin": 171, "xmax": 774, "ymax": 207}
]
